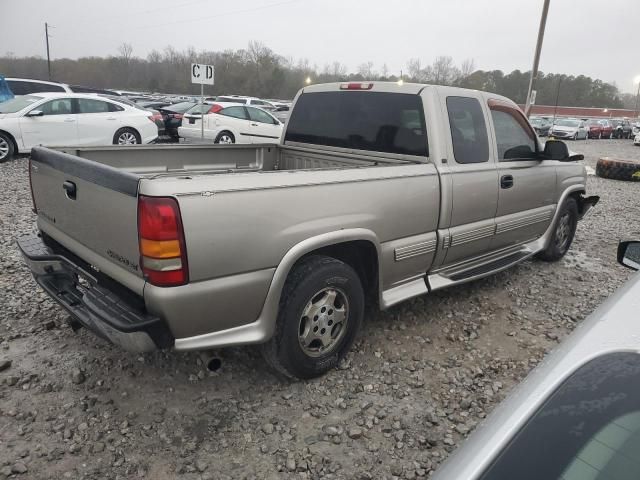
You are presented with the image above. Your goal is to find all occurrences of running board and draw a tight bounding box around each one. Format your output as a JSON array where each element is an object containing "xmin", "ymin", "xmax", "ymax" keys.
[{"xmin": 428, "ymin": 248, "xmax": 533, "ymax": 291}]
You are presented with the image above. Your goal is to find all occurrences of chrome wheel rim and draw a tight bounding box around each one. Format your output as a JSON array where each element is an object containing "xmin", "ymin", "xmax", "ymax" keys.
[
  {"xmin": 555, "ymin": 212, "xmax": 572, "ymax": 251},
  {"xmin": 0, "ymin": 138, "xmax": 9, "ymax": 160},
  {"xmin": 218, "ymin": 134, "xmax": 233, "ymax": 144},
  {"xmin": 118, "ymin": 132, "xmax": 137, "ymax": 145},
  {"xmin": 298, "ymin": 287, "xmax": 349, "ymax": 358}
]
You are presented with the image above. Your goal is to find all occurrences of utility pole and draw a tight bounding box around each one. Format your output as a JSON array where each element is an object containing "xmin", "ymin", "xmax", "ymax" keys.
[
  {"xmin": 45, "ymin": 22, "xmax": 52, "ymax": 81},
  {"xmin": 552, "ymin": 76, "xmax": 562, "ymax": 124},
  {"xmin": 524, "ymin": 0, "xmax": 551, "ymax": 117}
]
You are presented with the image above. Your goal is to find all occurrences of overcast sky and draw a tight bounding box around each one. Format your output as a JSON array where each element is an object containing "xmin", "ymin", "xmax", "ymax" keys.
[{"xmin": 1, "ymin": 0, "xmax": 637, "ymax": 93}]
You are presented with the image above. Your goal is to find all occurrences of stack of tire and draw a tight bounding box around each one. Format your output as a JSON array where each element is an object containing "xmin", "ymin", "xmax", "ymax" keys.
[{"xmin": 596, "ymin": 157, "xmax": 640, "ymax": 181}]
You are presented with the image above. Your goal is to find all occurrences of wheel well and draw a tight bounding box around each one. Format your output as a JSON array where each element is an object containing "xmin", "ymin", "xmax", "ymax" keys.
[
  {"xmin": 116, "ymin": 127, "xmax": 140, "ymax": 138},
  {"xmin": 569, "ymin": 190, "xmax": 586, "ymax": 214},
  {"xmin": 0, "ymin": 129, "xmax": 19, "ymax": 153},
  {"xmin": 298, "ymin": 240, "xmax": 379, "ymax": 300}
]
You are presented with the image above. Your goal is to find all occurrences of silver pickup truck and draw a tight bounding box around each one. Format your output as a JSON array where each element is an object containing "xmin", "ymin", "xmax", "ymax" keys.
[{"xmin": 18, "ymin": 82, "xmax": 599, "ymax": 379}]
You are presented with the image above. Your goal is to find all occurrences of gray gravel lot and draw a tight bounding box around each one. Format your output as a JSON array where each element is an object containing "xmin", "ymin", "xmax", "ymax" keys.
[{"xmin": 1, "ymin": 140, "xmax": 639, "ymax": 479}]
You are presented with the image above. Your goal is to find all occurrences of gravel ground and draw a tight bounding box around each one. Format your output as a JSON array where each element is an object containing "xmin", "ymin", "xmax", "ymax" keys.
[{"xmin": 1, "ymin": 139, "xmax": 639, "ymax": 480}]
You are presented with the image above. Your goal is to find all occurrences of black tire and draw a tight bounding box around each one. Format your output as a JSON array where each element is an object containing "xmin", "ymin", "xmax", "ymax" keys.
[
  {"xmin": 113, "ymin": 127, "xmax": 141, "ymax": 145},
  {"xmin": 596, "ymin": 157, "xmax": 640, "ymax": 181},
  {"xmin": 0, "ymin": 132, "xmax": 15, "ymax": 163},
  {"xmin": 261, "ymin": 255, "xmax": 364, "ymax": 380},
  {"xmin": 214, "ymin": 131, "xmax": 235, "ymax": 144},
  {"xmin": 537, "ymin": 197, "xmax": 578, "ymax": 262}
]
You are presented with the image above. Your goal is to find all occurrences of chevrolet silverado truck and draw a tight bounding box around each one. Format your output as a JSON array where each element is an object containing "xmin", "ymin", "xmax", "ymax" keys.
[{"xmin": 18, "ymin": 82, "xmax": 599, "ymax": 379}]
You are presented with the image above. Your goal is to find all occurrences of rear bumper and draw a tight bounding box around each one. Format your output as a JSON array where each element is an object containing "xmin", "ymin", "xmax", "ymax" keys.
[{"xmin": 17, "ymin": 234, "xmax": 174, "ymax": 352}]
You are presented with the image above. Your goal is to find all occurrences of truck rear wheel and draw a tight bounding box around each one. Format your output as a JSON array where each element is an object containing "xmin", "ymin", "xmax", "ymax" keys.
[
  {"xmin": 536, "ymin": 197, "xmax": 578, "ymax": 262},
  {"xmin": 262, "ymin": 255, "xmax": 364, "ymax": 379}
]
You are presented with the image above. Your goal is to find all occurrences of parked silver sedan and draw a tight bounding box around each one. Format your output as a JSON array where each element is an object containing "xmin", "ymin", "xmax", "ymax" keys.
[
  {"xmin": 432, "ymin": 241, "xmax": 640, "ymax": 480},
  {"xmin": 550, "ymin": 118, "xmax": 589, "ymax": 140}
]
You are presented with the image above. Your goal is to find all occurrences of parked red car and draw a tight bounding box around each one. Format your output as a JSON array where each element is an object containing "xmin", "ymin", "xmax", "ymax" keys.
[
  {"xmin": 597, "ymin": 119, "xmax": 614, "ymax": 139},
  {"xmin": 586, "ymin": 120, "xmax": 603, "ymax": 139}
]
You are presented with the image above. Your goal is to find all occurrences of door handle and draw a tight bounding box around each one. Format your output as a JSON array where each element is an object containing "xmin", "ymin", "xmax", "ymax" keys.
[
  {"xmin": 500, "ymin": 175, "xmax": 514, "ymax": 189},
  {"xmin": 63, "ymin": 180, "xmax": 77, "ymax": 200},
  {"xmin": 251, "ymin": 123, "xmax": 258, "ymax": 126},
  {"xmin": 64, "ymin": 118, "xmax": 75, "ymax": 122},
  {"xmin": 106, "ymin": 117, "xmax": 116, "ymax": 120}
]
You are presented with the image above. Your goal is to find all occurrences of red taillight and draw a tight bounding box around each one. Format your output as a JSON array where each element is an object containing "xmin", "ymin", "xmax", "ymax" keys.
[
  {"xmin": 340, "ymin": 82, "xmax": 374, "ymax": 90},
  {"xmin": 208, "ymin": 104, "xmax": 223, "ymax": 114},
  {"xmin": 137, "ymin": 196, "xmax": 188, "ymax": 287},
  {"xmin": 28, "ymin": 158, "xmax": 37, "ymax": 213},
  {"xmin": 147, "ymin": 115, "xmax": 156, "ymax": 123}
]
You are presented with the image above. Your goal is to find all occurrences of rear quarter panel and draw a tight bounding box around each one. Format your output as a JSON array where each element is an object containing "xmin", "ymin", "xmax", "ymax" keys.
[{"xmin": 140, "ymin": 163, "xmax": 440, "ymax": 291}]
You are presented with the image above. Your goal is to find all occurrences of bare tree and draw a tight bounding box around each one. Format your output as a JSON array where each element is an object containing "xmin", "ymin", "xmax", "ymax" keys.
[
  {"xmin": 431, "ymin": 56, "xmax": 459, "ymax": 85},
  {"xmin": 117, "ymin": 43, "xmax": 133, "ymax": 63},
  {"xmin": 357, "ymin": 61, "xmax": 375, "ymax": 79},
  {"xmin": 460, "ymin": 58, "xmax": 475, "ymax": 78}
]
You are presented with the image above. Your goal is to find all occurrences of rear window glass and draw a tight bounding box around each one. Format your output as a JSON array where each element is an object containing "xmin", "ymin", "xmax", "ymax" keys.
[
  {"xmin": 285, "ymin": 91, "xmax": 428, "ymax": 157},
  {"xmin": 217, "ymin": 97, "xmax": 245, "ymax": 104},
  {"xmin": 165, "ymin": 102, "xmax": 196, "ymax": 113}
]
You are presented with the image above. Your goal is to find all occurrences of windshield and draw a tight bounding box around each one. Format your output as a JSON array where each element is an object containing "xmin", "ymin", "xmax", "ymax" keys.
[
  {"xmin": 0, "ymin": 95, "xmax": 42, "ymax": 113},
  {"xmin": 555, "ymin": 119, "xmax": 579, "ymax": 127}
]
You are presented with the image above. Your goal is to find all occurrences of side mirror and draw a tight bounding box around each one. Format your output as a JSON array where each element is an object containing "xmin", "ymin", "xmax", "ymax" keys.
[
  {"xmin": 26, "ymin": 110, "xmax": 44, "ymax": 117},
  {"xmin": 618, "ymin": 241, "xmax": 640, "ymax": 270},
  {"xmin": 543, "ymin": 140, "xmax": 584, "ymax": 161}
]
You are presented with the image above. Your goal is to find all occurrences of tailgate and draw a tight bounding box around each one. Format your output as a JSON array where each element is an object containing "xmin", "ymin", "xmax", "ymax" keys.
[{"xmin": 30, "ymin": 147, "xmax": 145, "ymax": 295}]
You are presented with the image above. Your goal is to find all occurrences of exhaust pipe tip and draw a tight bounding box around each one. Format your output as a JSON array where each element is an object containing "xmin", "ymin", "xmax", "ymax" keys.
[{"xmin": 206, "ymin": 356, "xmax": 222, "ymax": 372}]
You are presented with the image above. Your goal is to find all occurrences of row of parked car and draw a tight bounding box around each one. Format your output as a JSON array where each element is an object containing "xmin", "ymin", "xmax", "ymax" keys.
[
  {"xmin": 0, "ymin": 76, "xmax": 293, "ymax": 162},
  {"xmin": 530, "ymin": 115, "xmax": 640, "ymax": 141}
]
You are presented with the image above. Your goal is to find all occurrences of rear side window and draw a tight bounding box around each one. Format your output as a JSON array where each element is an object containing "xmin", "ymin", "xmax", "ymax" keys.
[
  {"xmin": 8, "ymin": 80, "xmax": 65, "ymax": 94},
  {"xmin": 77, "ymin": 98, "xmax": 111, "ymax": 113},
  {"xmin": 446, "ymin": 96, "xmax": 489, "ymax": 164},
  {"xmin": 480, "ymin": 352, "xmax": 640, "ymax": 480},
  {"xmin": 285, "ymin": 91, "xmax": 428, "ymax": 157},
  {"xmin": 220, "ymin": 106, "xmax": 248, "ymax": 119},
  {"xmin": 247, "ymin": 107, "xmax": 276, "ymax": 124}
]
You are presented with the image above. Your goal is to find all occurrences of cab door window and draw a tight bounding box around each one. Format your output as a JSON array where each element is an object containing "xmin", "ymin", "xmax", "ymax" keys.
[
  {"xmin": 489, "ymin": 102, "xmax": 537, "ymax": 160},
  {"xmin": 38, "ymin": 99, "xmax": 73, "ymax": 115},
  {"xmin": 446, "ymin": 96, "xmax": 489, "ymax": 164}
]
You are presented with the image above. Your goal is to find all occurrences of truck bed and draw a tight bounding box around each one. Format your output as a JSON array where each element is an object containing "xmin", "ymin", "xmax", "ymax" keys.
[{"xmin": 56, "ymin": 143, "xmax": 419, "ymax": 179}]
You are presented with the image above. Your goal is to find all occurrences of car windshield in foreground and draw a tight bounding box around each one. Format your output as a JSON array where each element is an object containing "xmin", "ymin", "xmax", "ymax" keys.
[
  {"xmin": 0, "ymin": 95, "xmax": 43, "ymax": 113},
  {"xmin": 480, "ymin": 352, "xmax": 640, "ymax": 480},
  {"xmin": 285, "ymin": 91, "xmax": 428, "ymax": 157},
  {"xmin": 556, "ymin": 119, "xmax": 579, "ymax": 127}
]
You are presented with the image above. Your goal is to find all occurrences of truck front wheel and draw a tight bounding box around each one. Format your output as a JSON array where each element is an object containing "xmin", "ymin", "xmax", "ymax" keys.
[
  {"xmin": 536, "ymin": 197, "xmax": 578, "ymax": 262},
  {"xmin": 262, "ymin": 255, "xmax": 364, "ymax": 379}
]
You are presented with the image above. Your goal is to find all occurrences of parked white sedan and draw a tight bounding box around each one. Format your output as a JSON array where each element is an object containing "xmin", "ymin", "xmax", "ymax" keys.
[
  {"xmin": 178, "ymin": 103, "xmax": 282, "ymax": 144},
  {"xmin": 0, "ymin": 93, "xmax": 158, "ymax": 162}
]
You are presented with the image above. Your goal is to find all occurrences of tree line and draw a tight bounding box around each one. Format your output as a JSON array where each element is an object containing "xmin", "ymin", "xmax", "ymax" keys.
[{"xmin": 0, "ymin": 42, "xmax": 626, "ymax": 108}]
